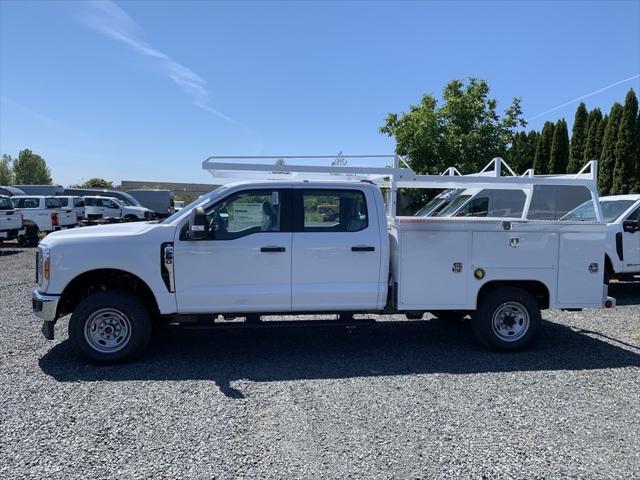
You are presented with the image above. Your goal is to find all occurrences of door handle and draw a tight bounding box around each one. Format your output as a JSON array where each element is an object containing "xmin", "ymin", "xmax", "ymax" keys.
[
  {"xmin": 261, "ymin": 246, "xmax": 286, "ymax": 252},
  {"xmin": 351, "ymin": 246, "xmax": 375, "ymax": 252}
]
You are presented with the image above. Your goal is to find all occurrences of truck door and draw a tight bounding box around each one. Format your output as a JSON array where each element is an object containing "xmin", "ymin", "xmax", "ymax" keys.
[
  {"xmin": 291, "ymin": 187, "xmax": 381, "ymax": 311},
  {"xmin": 622, "ymin": 206, "xmax": 640, "ymax": 272},
  {"xmin": 100, "ymin": 199, "xmax": 121, "ymax": 219},
  {"xmin": 173, "ymin": 188, "xmax": 292, "ymax": 313}
]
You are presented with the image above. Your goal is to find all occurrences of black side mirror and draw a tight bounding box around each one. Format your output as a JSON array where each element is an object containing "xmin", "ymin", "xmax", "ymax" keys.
[
  {"xmin": 189, "ymin": 207, "xmax": 209, "ymax": 240},
  {"xmin": 622, "ymin": 219, "xmax": 639, "ymax": 233}
]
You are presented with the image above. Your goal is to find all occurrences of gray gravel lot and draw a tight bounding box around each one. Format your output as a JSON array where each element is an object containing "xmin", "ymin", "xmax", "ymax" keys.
[{"xmin": 1, "ymin": 245, "xmax": 639, "ymax": 479}]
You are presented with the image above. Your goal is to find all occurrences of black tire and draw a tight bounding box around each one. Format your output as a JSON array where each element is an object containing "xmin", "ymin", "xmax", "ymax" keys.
[
  {"xmin": 430, "ymin": 310, "xmax": 468, "ymax": 322},
  {"xmin": 19, "ymin": 225, "xmax": 39, "ymax": 247},
  {"xmin": 471, "ymin": 286, "xmax": 540, "ymax": 351},
  {"xmin": 68, "ymin": 290, "xmax": 152, "ymax": 364}
]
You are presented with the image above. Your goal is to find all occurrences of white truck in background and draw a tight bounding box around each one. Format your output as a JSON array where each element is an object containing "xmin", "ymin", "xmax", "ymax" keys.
[
  {"xmin": 12, "ymin": 196, "xmax": 76, "ymax": 247},
  {"xmin": 0, "ymin": 195, "xmax": 25, "ymax": 242},
  {"xmin": 56, "ymin": 196, "xmax": 86, "ymax": 221},
  {"xmin": 31, "ymin": 156, "xmax": 614, "ymax": 364},
  {"xmin": 562, "ymin": 194, "xmax": 640, "ymax": 281},
  {"xmin": 415, "ymin": 159, "xmax": 592, "ymax": 220},
  {"xmin": 83, "ymin": 196, "xmax": 154, "ymax": 222}
]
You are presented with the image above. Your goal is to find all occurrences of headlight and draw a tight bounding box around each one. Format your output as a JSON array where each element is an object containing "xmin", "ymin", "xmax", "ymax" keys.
[{"xmin": 37, "ymin": 246, "xmax": 51, "ymax": 286}]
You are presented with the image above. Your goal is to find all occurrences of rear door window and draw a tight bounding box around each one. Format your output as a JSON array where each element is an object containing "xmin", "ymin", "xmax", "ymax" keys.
[{"xmin": 297, "ymin": 189, "xmax": 368, "ymax": 232}]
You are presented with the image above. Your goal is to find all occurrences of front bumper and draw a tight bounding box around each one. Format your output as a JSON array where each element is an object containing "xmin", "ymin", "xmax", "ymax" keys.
[{"xmin": 32, "ymin": 290, "xmax": 60, "ymax": 322}]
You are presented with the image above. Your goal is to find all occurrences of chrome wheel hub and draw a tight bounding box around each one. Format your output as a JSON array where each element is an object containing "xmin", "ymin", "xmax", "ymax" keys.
[
  {"xmin": 84, "ymin": 308, "xmax": 132, "ymax": 353},
  {"xmin": 491, "ymin": 301, "xmax": 529, "ymax": 342}
]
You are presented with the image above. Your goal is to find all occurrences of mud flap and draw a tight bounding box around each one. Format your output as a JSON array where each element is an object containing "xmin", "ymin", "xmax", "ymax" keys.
[{"xmin": 41, "ymin": 321, "xmax": 54, "ymax": 340}]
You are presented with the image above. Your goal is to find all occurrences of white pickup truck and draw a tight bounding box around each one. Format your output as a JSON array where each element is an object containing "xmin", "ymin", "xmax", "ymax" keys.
[
  {"xmin": 0, "ymin": 195, "xmax": 25, "ymax": 242},
  {"xmin": 562, "ymin": 194, "xmax": 640, "ymax": 281},
  {"xmin": 31, "ymin": 156, "xmax": 615, "ymax": 364},
  {"xmin": 83, "ymin": 196, "xmax": 154, "ymax": 222},
  {"xmin": 56, "ymin": 196, "xmax": 86, "ymax": 221},
  {"xmin": 12, "ymin": 196, "xmax": 77, "ymax": 247}
]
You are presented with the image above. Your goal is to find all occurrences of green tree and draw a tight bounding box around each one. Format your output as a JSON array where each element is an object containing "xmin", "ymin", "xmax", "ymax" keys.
[
  {"xmin": 72, "ymin": 178, "xmax": 114, "ymax": 189},
  {"xmin": 12, "ymin": 149, "xmax": 52, "ymax": 185},
  {"xmin": 594, "ymin": 115, "xmax": 607, "ymax": 162},
  {"xmin": 635, "ymin": 111, "xmax": 640, "ymax": 192},
  {"xmin": 0, "ymin": 154, "xmax": 12, "ymax": 185},
  {"xmin": 549, "ymin": 119, "xmax": 569, "ymax": 173},
  {"xmin": 533, "ymin": 121, "xmax": 555, "ymax": 174},
  {"xmin": 583, "ymin": 108, "xmax": 603, "ymax": 163},
  {"xmin": 599, "ymin": 103, "xmax": 623, "ymax": 195},
  {"xmin": 568, "ymin": 102, "xmax": 588, "ymax": 173},
  {"xmin": 380, "ymin": 77, "xmax": 526, "ymax": 175},
  {"xmin": 506, "ymin": 131, "xmax": 529, "ymax": 173},
  {"xmin": 613, "ymin": 89, "xmax": 639, "ymax": 194}
]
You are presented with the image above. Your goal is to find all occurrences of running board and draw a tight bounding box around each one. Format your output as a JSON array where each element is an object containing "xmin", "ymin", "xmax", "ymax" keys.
[{"xmin": 181, "ymin": 318, "xmax": 377, "ymax": 330}]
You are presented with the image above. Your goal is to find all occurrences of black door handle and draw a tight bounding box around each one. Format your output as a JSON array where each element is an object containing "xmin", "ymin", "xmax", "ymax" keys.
[
  {"xmin": 261, "ymin": 246, "xmax": 286, "ymax": 252},
  {"xmin": 351, "ymin": 246, "xmax": 375, "ymax": 252}
]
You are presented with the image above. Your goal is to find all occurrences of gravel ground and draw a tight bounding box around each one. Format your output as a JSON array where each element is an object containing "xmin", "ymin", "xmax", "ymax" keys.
[{"xmin": 1, "ymin": 245, "xmax": 639, "ymax": 479}]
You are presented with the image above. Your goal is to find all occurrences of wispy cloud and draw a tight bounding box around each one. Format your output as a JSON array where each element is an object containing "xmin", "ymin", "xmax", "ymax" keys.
[
  {"xmin": 527, "ymin": 74, "xmax": 640, "ymax": 121},
  {"xmin": 1, "ymin": 97, "xmax": 87, "ymax": 137},
  {"xmin": 77, "ymin": 0, "xmax": 236, "ymax": 124}
]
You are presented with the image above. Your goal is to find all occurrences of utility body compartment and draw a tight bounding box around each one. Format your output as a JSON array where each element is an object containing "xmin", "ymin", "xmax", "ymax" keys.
[{"xmin": 390, "ymin": 217, "xmax": 607, "ymax": 310}]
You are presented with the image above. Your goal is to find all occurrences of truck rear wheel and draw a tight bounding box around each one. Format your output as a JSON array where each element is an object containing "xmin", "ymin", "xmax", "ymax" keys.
[
  {"xmin": 472, "ymin": 287, "xmax": 540, "ymax": 351},
  {"xmin": 19, "ymin": 225, "xmax": 39, "ymax": 247},
  {"xmin": 68, "ymin": 291, "xmax": 151, "ymax": 364}
]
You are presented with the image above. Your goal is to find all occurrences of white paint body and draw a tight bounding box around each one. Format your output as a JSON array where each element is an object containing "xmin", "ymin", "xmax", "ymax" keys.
[
  {"xmin": 0, "ymin": 195, "xmax": 24, "ymax": 239},
  {"xmin": 83, "ymin": 196, "xmax": 153, "ymax": 221},
  {"xmin": 12, "ymin": 196, "xmax": 76, "ymax": 232},
  {"xmin": 39, "ymin": 181, "xmax": 611, "ymax": 317},
  {"xmin": 56, "ymin": 196, "xmax": 86, "ymax": 221},
  {"xmin": 602, "ymin": 195, "xmax": 640, "ymax": 275}
]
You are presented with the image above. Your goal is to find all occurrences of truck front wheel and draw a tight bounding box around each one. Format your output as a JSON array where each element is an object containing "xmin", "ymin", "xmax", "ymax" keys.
[
  {"xmin": 18, "ymin": 225, "xmax": 39, "ymax": 247},
  {"xmin": 68, "ymin": 291, "xmax": 152, "ymax": 364},
  {"xmin": 472, "ymin": 287, "xmax": 540, "ymax": 351}
]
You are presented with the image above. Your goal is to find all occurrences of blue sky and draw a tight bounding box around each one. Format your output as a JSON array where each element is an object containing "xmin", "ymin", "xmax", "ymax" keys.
[{"xmin": 1, "ymin": 0, "xmax": 639, "ymax": 186}]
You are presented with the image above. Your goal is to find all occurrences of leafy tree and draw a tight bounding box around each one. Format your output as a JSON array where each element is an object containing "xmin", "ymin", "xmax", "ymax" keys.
[
  {"xmin": 506, "ymin": 131, "xmax": 528, "ymax": 173},
  {"xmin": 568, "ymin": 103, "xmax": 588, "ymax": 173},
  {"xmin": 72, "ymin": 178, "xmax": 114, "ymax": 189},
  {"xmin": 533, "ymin": 121, "xmax": 555, "ymax": 174},
  {"xmin": 599, "ymin": 103, "xmax": 623, "ymax": 195},
  {"xmin": 12, "ymin": 149, "xmax": 52, "ymax": 185},
  {"xmin": 0, "ymin": 154, "xmax": 12, "ymax": 185},
  {"xmin": 613, "ymin": 89, "xmax": 639, "ymax": 194},
  {"xmin": 583, "ymin": 108, "xmax": 603, "ymax": 163},
  {"xmin": 549, "ymin": 119, "xmax": 569, "ymax": 174},
  {"xmin": 380, "ymin": 77, "xmax": 526, "ymax": 175}
]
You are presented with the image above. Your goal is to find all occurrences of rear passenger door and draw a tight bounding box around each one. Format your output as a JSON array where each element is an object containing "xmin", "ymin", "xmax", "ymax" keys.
[{"xmin": 291, "ymin": 187, "xmax": 382, "ymax": 311}]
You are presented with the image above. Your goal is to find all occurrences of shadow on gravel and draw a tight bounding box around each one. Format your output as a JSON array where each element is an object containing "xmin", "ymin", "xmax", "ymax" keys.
[
  {"xmin": 609, "ymin": 281, "xmax": 640, "ymax": 306},
  {"xmin": 39, "ymin": 317, "xmax": 640, "ymax": 398},
  {"xmin": 0, "ymin": 249, "xmax": 23, "ymax": 256}
]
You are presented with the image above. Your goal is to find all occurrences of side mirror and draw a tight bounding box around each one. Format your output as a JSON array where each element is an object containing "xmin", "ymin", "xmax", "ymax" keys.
[
  {"xmin": 188, "ymin": 207, "xmax": 209, "ymax": 240},
  {"xmin": 622, "ymin": 219, "xmax": 639, "ymax": 233}
]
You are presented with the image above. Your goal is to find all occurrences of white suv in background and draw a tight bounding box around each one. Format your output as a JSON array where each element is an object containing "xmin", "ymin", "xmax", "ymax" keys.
[
  {"xmin": 562, "ymin": 194, "xmax": 640, "ymax": 281},
  {"xmin": 83, "ymin": 196, "xmax": 154, "ymax": 222}
]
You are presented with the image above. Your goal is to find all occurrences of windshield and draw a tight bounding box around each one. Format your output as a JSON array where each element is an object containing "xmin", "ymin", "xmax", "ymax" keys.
[
  {"xmin": 119, "ymin": 195, "xmax": 139, "ymax": 207},
  {"xmin": 436, "ymin": 194, "xmax": 472, "ymax": 217},
  {"xmin": 162, "ymin": 193, "xmax": 215, "ymax": 224},
  {"xmin": 414, "ymin": 189, "xmax": 463, "ymax": 216},
  {"xmin": 562, "ymin": 199, "xmax": 635, "ymax": 222},
  {"xmin": 0, "ymin": 197, "xmax": 13, "ymax": 210}
]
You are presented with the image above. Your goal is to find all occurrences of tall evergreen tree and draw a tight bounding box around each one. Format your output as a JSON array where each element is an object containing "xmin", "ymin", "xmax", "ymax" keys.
[
  {"xmin": 595, "ymin": 115, "xmax": 607, "ymax": 161},
  {"xmin": 12, "ymin": 149, "xmax": 52, "ymax": 185},
  {"xmin": 549, "ymin": 119, "xmax": 569, "ymax": 173},
  {"xmin": 533, "ymin": 121, "xmax": 555, "ymax": 174},
  {"xmin": 599, "ymin": 103, "xmax": 623, "ymax": 195},
  {"xmin": 635, "ymin": 111, "xmax": 640, "ymax": 192},
  {"xmin": 506, "ymin": 131, "xmax": 529, "ymax": 173},
  {"xmin": 568, "ymin": 102, "xmax": 589, "ymax": 173},
  {"xmin": 612, "ymin": 89, "xmax": 638, "ymax": 194},
  {"xmin": 527, "ymin": 130, "xmax": 540, "ymax": 169},
  {"xmin": 583, "ymin": 108, "xmax": 603, "ymax": 162}
]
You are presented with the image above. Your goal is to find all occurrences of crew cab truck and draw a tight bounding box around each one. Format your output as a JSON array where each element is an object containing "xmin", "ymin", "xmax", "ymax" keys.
[
  {"xmin": 562, "ymin": 194, "xmax": 640, "ymax": 281},
  {"xmin": 0, "ymin": 195, "xmax": 25, "ymax": 242},
  {"xmin": 56, "ymin": 196, "xmax": 86, "ymax": 221},
  {"xmin": 83, "ymin": 196, "xmax": 154, "ymax": 222},
  {"xmin": 31, "ymin": 156, "xmax": 614, "ymax": 364},
  {"xmin": 12, "ymin": 196, "xmax": 76, "ymax": 247}
]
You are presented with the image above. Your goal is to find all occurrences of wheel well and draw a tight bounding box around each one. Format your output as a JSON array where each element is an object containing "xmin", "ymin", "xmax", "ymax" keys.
[
  {"xmin": 477, "ymin": 280, "xmax": 550, "ymax": 309},
  {"xmin": 57, "ymin": 269, "xmax": 159, "ymax": 319},
  {"xmin": 604, "ymin": 255, "xmax": 614, "ymax": 274}
]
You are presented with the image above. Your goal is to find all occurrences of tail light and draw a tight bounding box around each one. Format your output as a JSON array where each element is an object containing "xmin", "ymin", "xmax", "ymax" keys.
[{"xmin": 51, "ymin": 213, "xmax": 58, "ymax": 226}]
